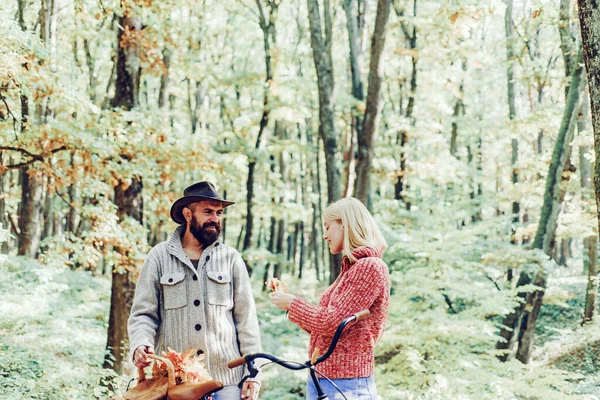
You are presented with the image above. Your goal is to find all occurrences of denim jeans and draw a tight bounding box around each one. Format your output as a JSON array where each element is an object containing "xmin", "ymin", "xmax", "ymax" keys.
[
  {"xmin": 306, "ymin": 376, "xmax": 378, "ymax": 399},
  {"xmin": 211, "ymin": 385, "xmax": 241, "ymax": 400}
]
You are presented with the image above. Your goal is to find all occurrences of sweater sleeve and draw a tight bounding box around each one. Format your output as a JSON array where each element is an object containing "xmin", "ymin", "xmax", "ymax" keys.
[
  {"xmin": 232, "ymin": 253, "xmax": 262, "ymax": 357},
  {"xmin": 288, "ymin": 259, "xmax": 386, "ymax": 337},
  {"xmin": 128, "ymin": 252, "xmax": 161, "ymax": 362}
]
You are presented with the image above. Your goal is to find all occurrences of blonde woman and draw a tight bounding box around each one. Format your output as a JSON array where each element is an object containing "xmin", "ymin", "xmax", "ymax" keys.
[{"xmin": 270, "ymin": 197, "xmax": 390, "ymax": 399}]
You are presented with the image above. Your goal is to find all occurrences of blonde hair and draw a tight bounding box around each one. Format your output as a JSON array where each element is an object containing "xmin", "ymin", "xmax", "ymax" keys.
[{"xmin": 323, "ymin": 197, "xmax": 387, "ymax": 262}]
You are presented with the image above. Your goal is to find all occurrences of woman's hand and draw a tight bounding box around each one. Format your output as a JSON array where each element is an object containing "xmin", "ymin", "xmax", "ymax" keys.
[{"xmin": 269, "ymin": 291, "xmax": 296, "ymax": 311}]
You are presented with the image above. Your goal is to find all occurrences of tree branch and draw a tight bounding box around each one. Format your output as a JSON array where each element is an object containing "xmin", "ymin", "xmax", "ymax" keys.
[
  {"xmin": 0, "ymin": 145, "xmax": 68, "ymax": 170},
  {"xmin": 486, "ymin": 274, "xmax": 502, "ymax": 291},
  {"xmin": 0, "ymin": 91, "xmax": 19, "ymax": 139}
]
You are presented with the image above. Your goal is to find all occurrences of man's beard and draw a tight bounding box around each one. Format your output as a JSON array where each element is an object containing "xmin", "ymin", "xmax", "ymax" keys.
[{"xmin": 189, "ymin": 215, "xmax": 221, "ymax": 247}]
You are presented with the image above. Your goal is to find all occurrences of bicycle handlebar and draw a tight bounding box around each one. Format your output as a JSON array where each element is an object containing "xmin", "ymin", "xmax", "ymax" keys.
[
  {"xmin": 354, "ymin": 309, "xmax": 370, "ymax": 321},
  {"xmin": 227, "ymin": 357, "xmax": 246, "ymax": 369},
  {"xmin": 229, "ymin": 309, "xmax": 371, "ymax": 377}
]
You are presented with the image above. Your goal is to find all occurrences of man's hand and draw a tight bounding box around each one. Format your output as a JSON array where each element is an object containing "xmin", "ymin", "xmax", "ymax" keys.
[
  {"xmin": 133, "ymin": 345, "xmax": 155, "ymax": 369},
  {"xmin": 269, "ymin": 291, "xmax": 296, "ymax": 311},
  {"xmin": 241, "ymin": 379, "xmax": 260, "ymax": 400}
]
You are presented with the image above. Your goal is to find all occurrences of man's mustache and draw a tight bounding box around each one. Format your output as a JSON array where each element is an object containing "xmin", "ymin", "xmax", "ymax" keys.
[{"xmin": 203, "ymin": 222, "xmax": 220, "ymax": 229}]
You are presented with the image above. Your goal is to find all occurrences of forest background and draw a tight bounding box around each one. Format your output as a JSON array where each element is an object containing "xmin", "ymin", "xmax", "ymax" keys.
[{"xmin": 3, "ymin": 0, "xmax": 600, "ymax": 398}]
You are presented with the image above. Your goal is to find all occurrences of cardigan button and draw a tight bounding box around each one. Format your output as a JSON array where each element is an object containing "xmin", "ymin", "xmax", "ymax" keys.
[
  {"xmin": 168, "ymin": 278, "xmax": 173, "ymax": 283},
  {"xmin": 206, "ymin": 255, "xmax": 210, "ymax": 261},
  {"xmin": 192, "ymin": 275, "xmax": 198, "ymax": 281},
  {"xmin": 195, "ymin": 324, "xmax": 202, "ymax": 331},
  {"xmin": 194, "ymin": 299, "xmax": 200, "ymax": 307}
]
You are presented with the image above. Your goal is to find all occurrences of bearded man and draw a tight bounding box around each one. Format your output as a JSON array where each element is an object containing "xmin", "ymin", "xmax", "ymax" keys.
[{"xmin": 128, "ymin": 181, "xmax": 262, "ymax": 400}]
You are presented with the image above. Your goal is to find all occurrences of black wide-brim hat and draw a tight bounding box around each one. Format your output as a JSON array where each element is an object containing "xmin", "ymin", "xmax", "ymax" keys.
[{"xmin": 170, "ymin": 181, "xmax": 234, "ymax": 224}]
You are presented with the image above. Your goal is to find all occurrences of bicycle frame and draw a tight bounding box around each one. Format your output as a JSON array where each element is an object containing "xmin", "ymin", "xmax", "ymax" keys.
[{"xmin": 228, "ymin": 309, "xmax": 370, "ymax": 399}]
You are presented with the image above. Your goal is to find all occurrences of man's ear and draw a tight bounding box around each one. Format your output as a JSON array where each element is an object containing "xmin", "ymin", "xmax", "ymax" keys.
[{"xmin": 182, "ymin": 207, "xmax": 192, "ymax": 222}]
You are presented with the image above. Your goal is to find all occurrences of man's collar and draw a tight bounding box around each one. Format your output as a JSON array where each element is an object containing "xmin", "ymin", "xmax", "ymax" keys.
[{"xmin": 168, "ymin": 225, "xmax": 221, "ymax": 254}]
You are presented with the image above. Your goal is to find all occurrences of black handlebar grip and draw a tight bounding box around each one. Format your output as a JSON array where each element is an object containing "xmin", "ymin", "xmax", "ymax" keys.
[
  {"xmin": 227, "ymin": 357, "xmax": 246, "ymax": 369},
  {"xmin": 354, "ymin": 309, "xmax": 370, "ymax": 321}
]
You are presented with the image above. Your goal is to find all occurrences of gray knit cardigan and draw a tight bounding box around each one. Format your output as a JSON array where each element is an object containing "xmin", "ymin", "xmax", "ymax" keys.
[{"xmin": 128, "ymin": 226, "xmax": 261, "ymax": 386}]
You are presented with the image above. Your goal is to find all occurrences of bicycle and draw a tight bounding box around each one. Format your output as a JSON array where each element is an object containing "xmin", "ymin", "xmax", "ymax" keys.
[{"xmin": 227, "ymin": 309, "xmax": 371, "ymax": 400}]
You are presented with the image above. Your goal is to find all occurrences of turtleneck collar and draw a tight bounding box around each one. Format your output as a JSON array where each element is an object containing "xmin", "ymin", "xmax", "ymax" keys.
[{"xmin": 340, "ymin": 246, "xmax": 383, "ymax": 271}]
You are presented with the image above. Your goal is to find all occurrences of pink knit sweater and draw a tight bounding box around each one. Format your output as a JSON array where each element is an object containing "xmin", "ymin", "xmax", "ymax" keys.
[{"xmin": 288, "ymin": 247, "xmax": 390, "ymax": 379}]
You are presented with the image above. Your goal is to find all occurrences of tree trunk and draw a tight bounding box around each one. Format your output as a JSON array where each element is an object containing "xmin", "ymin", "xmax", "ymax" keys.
[
  {"xmin": 311, "ymin": 202, "xmax": 320, "ymax": 281},
  {"xmin": 583, "ymin": 237, "xmax": 598, "ymax": 323},
  {"xmin": 342, "ymin": 0, "xmax": 365, "ymax": 198},
  {"xmin": 41, "ymin": 176, "xmax": 54, "ymax": 242},
  {"xmin": 104, "ymin": 180, "xmax": 143, "ymax": 375},
  {"xmin": 298, "ymin": 221, "xmax": 306, "ymax": 279},
  {"xmin": 110, "ymin": 16, "xmax": 141, "ymax": 109},
  {"xmin": 516, "ymin": 53, "xmax": 585, "ymax": 363},
  {"xmin": 291, "ymin": 222, "xmax": 300, "ymax": 271},
  {"xmin": 393, "ymin": 0, "xmax": 417, "ymax": 209},
  {"xmin": 17, "ymin": 0, "xmax": 25, "ymax": 29},
  {"xmin": 104, "ymin": 10, "xmax": 144, "ymax": 376},
  {"xmin": 505, "ymin": 0, "xmax": 520, "ymax": 240},
  {"xmin": 557, "ymin": 238, "xmax": 570, "ymax": 266},
  {"xmin": 16, "ymin": 0, "xmax": 45, "ymax": 258},
  {"xmin": 222, "ymin": 190, "xmax": 227, "ymax": 243},
  {"xmin": 83, "ymin": 39, "xmax": 97, "ymax": 104},
  {"xmin": 579, "ymin": 90, "xmax": 597, "ymax": 322},
  {"xmin": 273, "ymin": 219, "xmax": 285, "ymax": 279},
  {"xmin": 578, "ymin": 0, "xmax": 600, "ymax": 324},
  {"xmin": 243, "ymin": 0, "xmax": 279, "ymax": 252},
  {"xmin": 515, "ymin": 272, "xmax": 547, "ymax": 363},
  {"xmin": 274, "ymin": 123, "xmax": 287, "ymax": 279},
  {"xmin": 497, "ymin": 47, "xmax": 585, "ymax": 363},
  {"xmin": 471, "ymin": 137, "xmax": 483, "ymax": 222},
  {"xmin": 311, "ymin": 131, "xmax": 322, "ymax": 282},
  {"xmin": 550, "ymin": 0, "xmax": 578, "ymax": 267},
  {"xmin": 236, "ymin": 223, "xmax": 244, "ymax": 250},
  {"xmin": 559, "ymin": 0, "xmax": 576, "ymax": 95},
  {"xmin": 533, "ymin": 51, "xmax": 584, "ymax": 254},
  {"xmin": 0, "ymin": 154, "xmax": 7, "ymax": 253},
  {"xmin": 158, "ymin": 48, "xmax": 171, "ymax": 109},
  {"xmin": 449, "ymin": 97, "xmax": 463, "ymax": 158},
  {"xmin": 262, "ymin": 215, "xmax": 277, "ymax": 292},
  {"xmin": 67, "ymin": 153, "xmax": 80, "ymax": 234},
  {"xmin": 449, "ymin": 58, "xmax": 467, "ymax": 160},
  {"xmin": 354, "ymin": 0, "xmax": 392, "ymax": 206},
  {"xmin": 17, "ymin": 168, "xmax": 43, "ymax": 257},
  {"xmin": 188, "ymin": 80, "xmax": 198, "ymax": 134},
  {"xmin": 306, "ymin": 0, "xmax": 343, "ymax": 280},
  {"xmin": 306, "ymin": 0, "xmax": 341, "ymax": 205}
]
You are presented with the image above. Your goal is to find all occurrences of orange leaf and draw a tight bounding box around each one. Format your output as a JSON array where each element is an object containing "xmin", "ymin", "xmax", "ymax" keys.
[{"xmin": 450, "ymin": 12, "xmax": 459, "ymax": 24}]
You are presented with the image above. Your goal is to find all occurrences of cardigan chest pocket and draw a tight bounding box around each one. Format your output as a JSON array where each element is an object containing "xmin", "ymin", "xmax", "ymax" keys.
[
  {"xmin": 160, "ymin": 272, "xmax": 187, "ymax": 309},
  {"xmin": 206, "ymin": 271, "xmax": 231, "ymax": 306}
]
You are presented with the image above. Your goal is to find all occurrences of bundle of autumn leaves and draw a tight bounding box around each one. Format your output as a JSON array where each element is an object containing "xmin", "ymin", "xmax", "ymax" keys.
[
  {"xmin": 156, "ymin": 347, "xmax": 212, "ymax": 383},
  {"xmin": 265, "ymin": 277, "xmax": 288, "ymax": 293}
]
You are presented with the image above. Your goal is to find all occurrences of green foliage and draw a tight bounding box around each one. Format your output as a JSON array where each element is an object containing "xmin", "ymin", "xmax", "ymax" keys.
[
  {"xmin": 369, "ymin": 213, "xmax": 596, "ymax": 399},
  {"xmin": 0, "ymin": 257, "xmax": 124, "ymax": 399}
]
